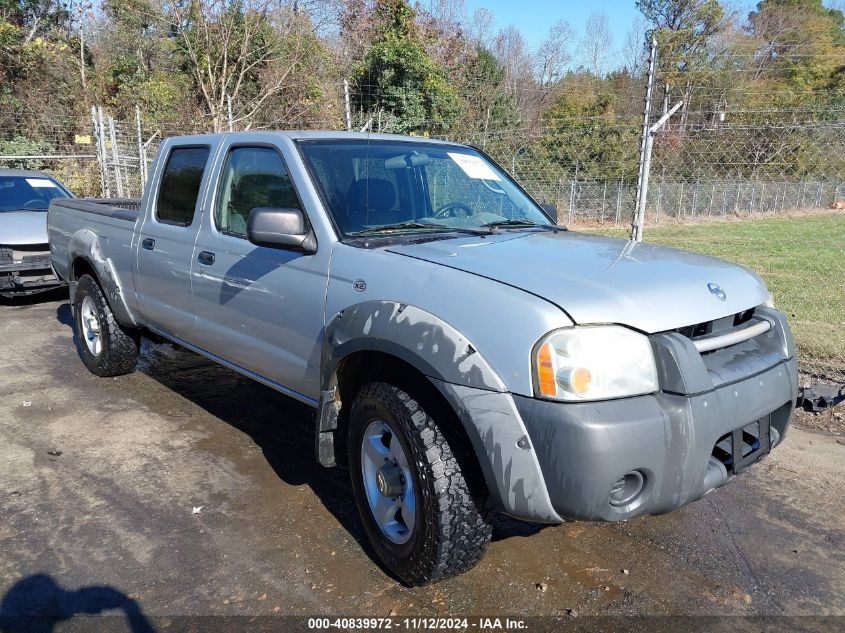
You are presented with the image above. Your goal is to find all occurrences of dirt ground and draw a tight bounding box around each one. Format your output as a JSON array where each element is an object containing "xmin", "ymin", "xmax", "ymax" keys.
[{"xmin": 1, "ymin": 291, "xmax": 843, "ymax": 621}]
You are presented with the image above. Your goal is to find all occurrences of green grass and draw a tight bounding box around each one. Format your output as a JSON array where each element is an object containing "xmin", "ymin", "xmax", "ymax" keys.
[{"xmin": 584, "ymin": 214, "xmax": 845, "ymax": 377}]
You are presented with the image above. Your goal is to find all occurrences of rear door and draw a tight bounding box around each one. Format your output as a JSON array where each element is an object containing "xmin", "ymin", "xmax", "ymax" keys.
[{"xmin": 135, "ymin": 143, "xmax": 213, "ymax": 339}]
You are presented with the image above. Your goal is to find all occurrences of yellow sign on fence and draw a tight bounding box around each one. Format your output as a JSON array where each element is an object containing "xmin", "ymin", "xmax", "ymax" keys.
[{"xmin": 75, "ymin": 134, "xmax": 92, "ymax": 145}]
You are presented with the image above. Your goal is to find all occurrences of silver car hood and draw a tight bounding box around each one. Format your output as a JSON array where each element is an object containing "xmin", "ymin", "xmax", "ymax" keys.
[
  {"xmin": 385, "ymin": 230, "xmax": 768, "ymax": 333},
  {"xmin": 0, "ymin": 210, "xmax": 49, "ymax": 246}
]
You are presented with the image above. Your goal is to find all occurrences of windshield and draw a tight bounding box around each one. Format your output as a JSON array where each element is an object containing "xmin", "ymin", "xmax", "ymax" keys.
[
  {"xmin": 297, "ymin": 140, "xmax": 553, "ymax": 237},
  {"xmin": 0, "ymin": 175, "xmax": 71, "ymax": 211}
]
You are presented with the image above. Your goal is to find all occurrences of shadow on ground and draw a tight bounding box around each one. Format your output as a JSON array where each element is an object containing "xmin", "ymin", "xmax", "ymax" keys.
[
  {"xmin": 52, "ymin": 305, "xmax": 547, "ymax": 576},
  {"xmin": 0, "ymin": 288, "xmax": 68, "ymax": 308},
  {"xmin": 0, "ymin": 574, "xmax": 154, "ymax": 633}
]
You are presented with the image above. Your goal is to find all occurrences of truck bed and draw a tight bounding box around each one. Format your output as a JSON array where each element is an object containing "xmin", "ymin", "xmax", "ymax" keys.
[{"xmin": 47, "ymin": 197, "xmax": 142, "ymax": 307}]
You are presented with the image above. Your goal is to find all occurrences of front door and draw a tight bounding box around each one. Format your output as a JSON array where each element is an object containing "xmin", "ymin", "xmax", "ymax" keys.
[
  {"xmin": 135, "ymin": 144, "xmax": 213, "ymax": 340},
  {"xmin": 189, "ymin": 143, "xmax": 329, "ymax": 404}
]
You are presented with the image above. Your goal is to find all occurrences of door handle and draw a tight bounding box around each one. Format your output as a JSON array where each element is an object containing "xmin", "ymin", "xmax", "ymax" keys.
[
  {"xmin": 197, "ymin": 251, "xmax": 216, "ymax": 265},
  {"xmin": 141, "ymin": 238, "xmax": 155, "ymax": 250}
]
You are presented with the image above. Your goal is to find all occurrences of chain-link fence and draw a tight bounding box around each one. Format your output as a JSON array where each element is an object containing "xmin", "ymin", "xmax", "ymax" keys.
[
  {"xmin": 1, "ymin": 65, "xmax": 843, "ymax": 378},
  {"xmin": 3, "ymin": 103, "xmax": 844, "ymax": 226}
]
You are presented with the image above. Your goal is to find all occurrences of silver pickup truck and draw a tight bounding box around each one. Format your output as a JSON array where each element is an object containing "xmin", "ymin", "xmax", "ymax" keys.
[{"xmin": 48, "ymin": 131, "xmax": 797, "ymax": 585}]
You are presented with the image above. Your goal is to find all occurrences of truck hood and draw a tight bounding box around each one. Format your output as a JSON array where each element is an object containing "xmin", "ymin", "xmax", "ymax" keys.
[
  {"xmin": 0, "ymin": 210, "xmax": 48, "ymax": 246},
  {"xmin": 384, "ymin": 230, "xmax": 768, "ymax": 333}
]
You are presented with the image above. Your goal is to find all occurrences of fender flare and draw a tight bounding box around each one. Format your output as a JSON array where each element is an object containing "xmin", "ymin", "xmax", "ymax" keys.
[
  {"xmin": 67, "ymin": 229, "xmax": 138, "ymax": 327},
  {"xmin": 316, "ymin": 300, "xmax": 507, "ymax": 465},
  {"xmin": 315, "ymin": 300, "xmax": 561, "ymax": 522},
  {"xmin": 321, "ymin": 300, "xmax": 507, "ymax": 394}
]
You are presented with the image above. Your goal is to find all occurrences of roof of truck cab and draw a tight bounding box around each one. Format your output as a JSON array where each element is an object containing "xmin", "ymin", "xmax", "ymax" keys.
[
  {"xmin": 0, "ymin": 168, "xmax": 53, "ymax": 178},
  {"xmin": 163, "ymin": 130, "xmax": 465, "ymax": 146}
]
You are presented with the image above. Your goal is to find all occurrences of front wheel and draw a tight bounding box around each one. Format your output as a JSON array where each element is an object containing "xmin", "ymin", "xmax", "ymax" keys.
[
  {"xmin": 72, "ymin": 274, "xmax": 140, "ymax": 377},
  {"xmin": 348, "ymin": 382, "xmax": 492, "ymax": 586}
]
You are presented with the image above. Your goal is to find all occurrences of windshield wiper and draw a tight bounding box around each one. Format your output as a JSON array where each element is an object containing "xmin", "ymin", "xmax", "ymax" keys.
[
  {"xmin": 349, "ymin": 221, "xmax": 487, "ymax": 237},
  {"xmin": 482, "ymin": 219, "xmax": 563, "ymax": 231}
]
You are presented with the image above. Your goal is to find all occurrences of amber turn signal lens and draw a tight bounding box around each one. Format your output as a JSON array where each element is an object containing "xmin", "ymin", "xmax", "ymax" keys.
[{"xmin": 537, "ymin": 342, "xmax": 556, "ymax": 396}]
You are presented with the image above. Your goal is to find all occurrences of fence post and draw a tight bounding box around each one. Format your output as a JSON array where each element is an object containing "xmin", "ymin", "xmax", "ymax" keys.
[
  {"xmin": 227, "ymin": 94, "xmax": 234, "ymax": 132},
  {"xmin": 632, "ymin": 38, "xmax": 658, "ymax": 241},
  {"xmin": 691, "ymin": 180, "xmax": 698, "ymax": 217},
  {"xmin": 135, "ymin": 105, "xmax": 146, "ymax": 193},
  {"xmin": 708, "ymin": 182, "xmax": 716, "ymax": 217},
  {"xmin": 91, "ymin": 106, "xmax": 107, "ymax": 197},
  {"xmin": 601, "ymin": 180, "xmax": 608, "ymax": 221},
  {"xmin": 557, "ymin": 178, "xmax": 563, "ymax": 224},
  {"xmin": 343, "ymin": 79, "xmax": 353, "ymax": 132},
  {"xmin": 655, "ymin": 180, "xmax": 662, "ymax": 224},
  {"xmin": 616, "ymin": 177, "xmax": 624, "ymax": 224},
  {"xmin": 678, "ymin": 181, "xmax": 685, "ymax": 219},
  {"xmin": 108, "ymin": 116, "xmax": 124, "ymax": 198},
  {"xmin": 97, "ymin": 107, "xmax": 111, "ymax": 198}
]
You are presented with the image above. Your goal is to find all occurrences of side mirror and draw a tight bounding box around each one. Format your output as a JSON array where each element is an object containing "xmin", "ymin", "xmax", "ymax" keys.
[
  {"xmin": 540, "ymin": 202, "xmax": 557, "ymax": 218},
  {"xmin": 247, "ymin": 207, "xmax": 316, "ymax": 253}
]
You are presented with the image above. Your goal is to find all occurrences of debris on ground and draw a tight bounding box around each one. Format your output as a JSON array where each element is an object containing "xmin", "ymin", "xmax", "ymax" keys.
[
  {"xmin": 794, "ymin": 407, "xmax": 845, "ymax": 435},
  {"xmin": 47, "ymin": 450, "xmax": 61, "ymax": 457},
  {"xmin": 798, "ymin": 383, "xmax": 844, "ymax": 412},
  {"xmin": 191, "ymin": 506, "xmax": 204, "ymax": 514},
  {"xmin": 621, "ymin": 569, "xmax": 630, "ymax": 575},
  {"xmin": 535, "ymin": 582, "xmax": 548, "ymax": 592},
  {"xmin": 22, "ymin": 401, "xmax": 31, "ymax": 407}
]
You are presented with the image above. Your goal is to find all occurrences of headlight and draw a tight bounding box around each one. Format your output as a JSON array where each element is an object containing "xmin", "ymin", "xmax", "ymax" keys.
[{"xmin": 533, "ymin": 326, "xmax": 658, "ymax": 401}]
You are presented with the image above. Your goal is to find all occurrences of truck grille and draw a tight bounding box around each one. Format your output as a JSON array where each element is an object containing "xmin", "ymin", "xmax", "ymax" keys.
[
  {"xmin": 673, "ymin": 308, "xmax": 773, "ymax": 354},
  {"xmin": 675, "ymin": 308, "xmax": 755, "ymax": 340}
]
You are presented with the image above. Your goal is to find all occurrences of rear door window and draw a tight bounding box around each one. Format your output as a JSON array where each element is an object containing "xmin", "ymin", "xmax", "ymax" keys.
[{"xmin": 155, "ymin": 146, "xmax": 210, "ymax": 226}]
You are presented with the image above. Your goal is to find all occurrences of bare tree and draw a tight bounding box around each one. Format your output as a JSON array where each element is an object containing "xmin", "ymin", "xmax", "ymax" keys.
[
  {"xmin": 468, "ymin": 7, "xmax": 494, "ymax": 45},
  {"xmin": 493, "ymin": 26, "xmax": 535, "ymax": 103},
  {"xmin": 579, "ymin": 11, "xmax": 614, "ymax": 77},
  {"xmin": 536, "ymin": 19, "xmax": 574, "ymax": 86},
  {"xmin": 622, "ymin": 15, "xmax": 648, "ymax": 75},
  {"xmin": 163, "ymin": 0, "xmax": 318, "ymax": 132}
]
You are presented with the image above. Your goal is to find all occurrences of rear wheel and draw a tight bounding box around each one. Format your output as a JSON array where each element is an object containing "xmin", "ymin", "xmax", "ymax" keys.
[
  {"xmin": 72, "ymin": 274, "xmax": 140, "ymax": 377},
  {"xmin": 348, "ymin": 381, "xmax": 492, "ymax": 586}
]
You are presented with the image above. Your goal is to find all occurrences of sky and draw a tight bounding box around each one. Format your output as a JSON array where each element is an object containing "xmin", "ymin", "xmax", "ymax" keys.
[
  {"xmin": 462, "ymin": 0, "xmax": 644, "ymax": 49},
  {"xmin": 460, "ymin": 0, "xmax": 770, "ymax": 50}
]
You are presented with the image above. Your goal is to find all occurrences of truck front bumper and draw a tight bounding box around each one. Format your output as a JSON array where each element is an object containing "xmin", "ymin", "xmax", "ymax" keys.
[
  {"xmin": 432, "ymin": 306, "xmax": 797, "ymax": 524},
  {"xmin": 513, "ymin": 356, "xmax": 796, "ymax": 521}
]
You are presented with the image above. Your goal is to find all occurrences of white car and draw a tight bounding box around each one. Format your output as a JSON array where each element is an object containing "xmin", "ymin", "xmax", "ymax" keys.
[{"xmin": 0, "ymin": 169, "xmax": 72, "ymax": 297}]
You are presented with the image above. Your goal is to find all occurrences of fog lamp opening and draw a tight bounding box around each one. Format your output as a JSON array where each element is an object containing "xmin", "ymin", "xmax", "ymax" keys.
[{"xmin": 609, "ymin": 471, "xmax": 645, "ymax": 507}]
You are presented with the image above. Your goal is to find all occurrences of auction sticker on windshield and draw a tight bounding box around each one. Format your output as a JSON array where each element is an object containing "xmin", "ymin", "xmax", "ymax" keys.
[
  {"xmin": 26, "ymin": 178, "xmax": 57, "ymax": 188},
  {"xmin": 447, "ymin": 152, "xmax": 501, "ymax": 181}
]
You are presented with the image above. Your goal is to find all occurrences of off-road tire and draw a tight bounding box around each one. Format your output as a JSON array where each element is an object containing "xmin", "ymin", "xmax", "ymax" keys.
[
  {"xmin": 348, "ymin": 381, "xmax": 493, "ymax": 586},
  {"xmin": 72, "ymin": 274, "xmax": 140, "ymax": 377}
]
